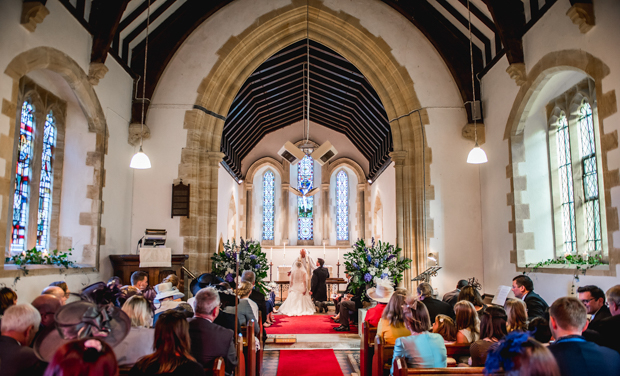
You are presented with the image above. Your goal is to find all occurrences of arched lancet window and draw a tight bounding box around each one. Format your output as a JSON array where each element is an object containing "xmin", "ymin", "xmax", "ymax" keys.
[
  {"xmin": 297, "ymin": 155, "xmax": 314, "ymax": 240},
  {"xmin": 262, "ymin": 170, "xmax": 275, "ymax": 241},
  {"xmin": 556, "ymin": 114, "xmax": 577, "ymax": 253},
  {"xmin": 11, "ymin": 100, "xmax": 35, "ymax": 253},
  {"xmin": 336, "ymin": 170, "xmax": 349, "ymax": 241},
  {"xmin": 36, "ymin": 111, "xmax": 56, "ymax": 249},
  {"xmin": 578, "ymin": 101, "xmax": 602, "ymax": 252}
]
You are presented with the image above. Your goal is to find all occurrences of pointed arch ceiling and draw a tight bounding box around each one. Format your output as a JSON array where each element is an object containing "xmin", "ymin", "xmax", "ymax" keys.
[{"xmin": 220, "ymin": 39, "xmax": 391, "ymax": 181}]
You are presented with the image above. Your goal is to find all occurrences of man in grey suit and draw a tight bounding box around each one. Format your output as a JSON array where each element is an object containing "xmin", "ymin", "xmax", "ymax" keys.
[{"xmin": 189, "ymin": 287, "xmax": 238, "ymax": 375}]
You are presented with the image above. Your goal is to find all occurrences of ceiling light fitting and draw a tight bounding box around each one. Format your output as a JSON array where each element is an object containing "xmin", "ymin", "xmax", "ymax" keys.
[
  {"xmin": 465, "ymin": 0, "xmax": 487, "ymax": 165},
  {"xmin": 130, "ymin": 0, "xmax": 152, "ymax": 169}
]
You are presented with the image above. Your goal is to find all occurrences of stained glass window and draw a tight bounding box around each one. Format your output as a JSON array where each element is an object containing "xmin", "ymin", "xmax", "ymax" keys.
[
  {"xmin": 556, "ymin": 114, "xmax": 577, "ymax": 254},
  {"xmin": 11, "ymin": 100, "xmax": 35, "ymax": 253},
  {"xmin": 297, "ymin": 155, "xmax": 314, "ymax": 240},
  {"xmin": 36, "ymin": 111, "xmax": 56, "ymax": 249},
  {"xmin": 578, "ymin": 102, "xmax": 602, "ymax": 253},
  {"xmin": 262, "ymin": 170, "xmax": 275, "ymax": 241},
  {"xmin": 336, "ymin": 170, "xmax": 349, "ymax": 241}
]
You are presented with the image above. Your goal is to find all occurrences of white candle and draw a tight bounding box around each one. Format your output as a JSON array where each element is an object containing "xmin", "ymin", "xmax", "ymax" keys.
[
  {"xmin": 271, "ymin": 247, "xmax": 273, "ymax": 261},
  {"xmin": 583, "ymin": 252, "xmax": 588, "ymax": 264},
  {"xmin": 284, "ymin": 243, "xmax": 286, "ymax": 260},
  {"xmin": 337, "ymin": 248, "xmax": 340, "ymax": 261},
  {"xmin": 323, "ymin": 243, "xmax": 326, "ymax": 259}
]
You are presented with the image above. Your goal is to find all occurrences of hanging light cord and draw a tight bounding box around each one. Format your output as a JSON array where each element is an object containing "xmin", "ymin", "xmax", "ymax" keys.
[
  {"xmin": 467, "ymin": 0, "xmax": 478, "ymax": 145},
  {"xmin": 139, "ymin": 0, "xmax": 151, "ymax": 149},
  {"xmin": 305, "ymin": 1, "xmax": 310, "ymax": 144}
]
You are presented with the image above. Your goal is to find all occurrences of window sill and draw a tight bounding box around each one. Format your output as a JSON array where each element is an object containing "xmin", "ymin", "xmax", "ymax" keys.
[
  {"xmin": 0, "ymin": 263, "xmax": 97, "ymax": 278},
  {"xmin": 516, "ymin": 263, "xmax": 613, "ymax": 276}
]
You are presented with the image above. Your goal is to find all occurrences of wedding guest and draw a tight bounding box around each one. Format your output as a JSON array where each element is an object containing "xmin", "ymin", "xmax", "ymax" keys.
[
  {"xmin": 485, "ymin": 331, "xmax": 560, "ymax": 376},
  {"xmin": 548, "ymin": 297, "xmax": 620, "ymax": 376},
  {"xmin": 0, "ymin": 304, "xmax": 45, "ymax": 376},
  {"xmin": 454, "ymin": 300, "xmax": 480, "ymax": 344},
  {"xmin": 48, "ymin": 281, "xmax": 70, "ymax": 301},
  {"xmin": 577, "ymin": 285, "xmax": 611, "ymax": 324},
  {"xmin": 469, "ymin": 306, "xmax": 507, "ymax": 366},
  {"xmin": 0, "ymin": 287, "xmax": 18, "ymax": 321},
  {"xmin": 241, "ymin": 271, "xmax": 267, "ymax": 325},
  {"xmin": 130, "ymin": 310, "xmax": 205, "ymax": 376},
  {"xmin": 42, "ymin": 286, "xmax": 66, "ymax": 305},
  {"xmin": 131, "ymin": 271, "xmax": 149, "ymax": 292},
  {"xmin": 365, "ymin": 279, "xmax": 395, "ymax": 327},
  {"xmin": 331, "ymin": 273, "xmax": 351, "ymax": 322},
  {"xmin": 163, "ymin": 274, "xmax": 180, "ymax": 290},
  {"xmin": 390, "ymin": 300, "xmax": 447, "ymax": 375},
  {"xmin": 43, "ymin": 338, "xmax": 118, "ymax": 376},
  {"xmin": 213, "ymin": 284, "xmax": 237, "ymax": 332},
  {"xmin": 528, "ymin": 317, "xmax": 552, "ymax": 344},
  {"xmin": 417, "ymin": 282, "xmax": 454, "ymax": 324},
  {"xmin": 458, "ymin": 284, "xmax": 486, "ymax": 314},
  {"xmin": 107, "ymin": 276, "xmax": 123, "ymax": 288},
  {"xmin": 153, "ymin": 282, "xmax": 187, "ymax": 325},
  {"xmin": 334, "ymin": 275, "xmax": 364, "ymax": 332},
  {"xmin": 432, "ymin": 314, "xmax": 457, "ymax": 343},
  {"xmin": 506, "ymin": 299, "xmax": 528, "ymax": 333},
  {"xmin": 377, "ymin": 292, "xmax": 411, "ymax": 345},
  {"xmin": 189, "ymin": 287, "xmax": 237, "ymax": 375},
  {"xmin": 115, "ymin": 295, "xmax": 155, "ymax": 366},
  {"xmin": 443, "ymin": 280, "xmax": 468, "ymax": 308},
  {"xmin": 236, "ymin": 282, "xmax": 260, "ymax": 338},
  {"xmin": 511, "ymin": 275, "xmax": 548, "ymax": 319},
  {"xmin": 264, "ymin": 286, "xmax": 276, "ymax": 327},
  {"xmin": 589, "ymin": 285, "xmax": 620, "ymax": 354},
  {"xmin": 31, "ymin": 295, "xmax": 62, "ymax": 345}
]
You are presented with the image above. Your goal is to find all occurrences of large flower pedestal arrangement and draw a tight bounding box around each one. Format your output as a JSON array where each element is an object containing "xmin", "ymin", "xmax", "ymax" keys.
[{"xmin": 211, "ymin": 238, "xmax": 269, "ymax": 293}]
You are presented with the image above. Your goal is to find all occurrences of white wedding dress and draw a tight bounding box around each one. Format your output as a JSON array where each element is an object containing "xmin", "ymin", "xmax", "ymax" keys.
[{"xmin": 277, "ymin": 263, "xmax": 316, "ymax": 316}]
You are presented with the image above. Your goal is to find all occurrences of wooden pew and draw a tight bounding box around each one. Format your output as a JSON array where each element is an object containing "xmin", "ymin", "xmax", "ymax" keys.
[
  {"xmin": 445, "ymin": 343, "xmax": 471, "ymax": 367},
  {"xmin": 240, "ymin": 320, "xmax": 257, "ymax": 376},
  {"xmin": 257, "ymin": 320, "xmax": 264, "ymax": 376},
  {"xmin": 118, "ymin": 356, "xmax": 225, "ymax": 376},
  {"xmin": 372, "ymin": 335, "xmax": 394, "ymax": 376},
  {"xmin": 360, "ymin": 321, "xmax": 378, "ymax": 376},
  {"xmin": 392, "ymin": 357, "xmax": 490, "ymax": 376},
  {"xmin": 236, "ymin": 333, "xmax": 246, "ymax": 376}
]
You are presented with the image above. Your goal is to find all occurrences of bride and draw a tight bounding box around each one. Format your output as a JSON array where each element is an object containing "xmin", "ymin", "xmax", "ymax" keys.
[{"xmin": 277, "ymin": 261, "xmax": 316, "ymax": 316}]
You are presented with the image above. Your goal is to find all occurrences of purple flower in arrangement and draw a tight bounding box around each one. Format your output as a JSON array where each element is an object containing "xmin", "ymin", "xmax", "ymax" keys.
[
  {"xmin": 364, "ymin": 273, "xmax": 372, "ymax": 282},
  {"xmin": 374, "ymin": 260, "xmax": 380, "ymax": 268},
  {"xmin": 225, "ymin": 273, "xmax": 234, "ymax": 282},
  {"xmin": 353, "ymin": 262, "xmax": 359, "ymax": 270},
  {"xmin": 367, "ymin": 254, "xmax": 372, "ymax": 263},
  {"xmin": 380, "ymin": 273, "xmax": 388, "ymax": 279},
  {"xmin": 386, "ymin": 254, "xmax": 395, "ymax": 261},
  {"xmin": 250, "ymin": 255, "xmax": 257, "ymax": 260}
]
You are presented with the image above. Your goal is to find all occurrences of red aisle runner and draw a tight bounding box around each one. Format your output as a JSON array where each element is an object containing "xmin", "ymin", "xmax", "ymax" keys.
[
  {"xmin": 266, "ymin": 314, "xmax": 357, "ymax": 334},
  {"xmin": 277, "ymin": 349, "xmax": 344, "ymax": 376}
]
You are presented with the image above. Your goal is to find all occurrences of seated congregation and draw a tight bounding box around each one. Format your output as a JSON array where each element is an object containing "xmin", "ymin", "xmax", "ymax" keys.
[{"xmin": 1, "ymin": 272, "xmax": 620, "ymax": 376}]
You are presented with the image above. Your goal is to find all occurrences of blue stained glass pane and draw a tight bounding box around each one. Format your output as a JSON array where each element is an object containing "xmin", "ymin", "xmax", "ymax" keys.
[
  {"xmin": 336, "ymin": 170, "xmax": 349, "ymax": 241},
  {"xmin": 11, "ymin": 100, "xmax": 35, "ymax": 253},
  {"xmin": 297, "ymin": 155, "xmax": 314, "ymax": 240},
  {"xmin": 36, "ymin": 111, "xmax": 56, "ymax": 249},
  {"xmin": 578, "ymin": 102, "xmax": 602, "ymax": 252},
  {"xmin": 556, "ymin": 115, "xmax": 577, "ymax": 254},
  {"xmin": 262, "ymin": 170, "xmax": 275, "ymax": 241}
]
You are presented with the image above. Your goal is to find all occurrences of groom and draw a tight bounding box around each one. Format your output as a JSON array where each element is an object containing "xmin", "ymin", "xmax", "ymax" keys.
[{"xmin": 311, "ymin": 258, "xmax": 330, "ymax": 313}]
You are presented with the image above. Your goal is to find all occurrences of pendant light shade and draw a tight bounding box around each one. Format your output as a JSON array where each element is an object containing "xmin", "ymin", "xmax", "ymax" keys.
[
  {"xmin": 467, "ymin": 143, "xmax": 488, "ymax": 164},
  {"xmin": 130, "ymin": 146, "xmax": 152, "ymax": 169}
]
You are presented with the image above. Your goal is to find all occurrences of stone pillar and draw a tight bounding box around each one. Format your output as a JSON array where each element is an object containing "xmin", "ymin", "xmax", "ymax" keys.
[
  {"xmin": 357, "ymin": 183, "xmax": 366, "ymax": 244},
  {"xmin": 244, "ymin": 183, "xmax": 253, "ymax": 240},
  {"xmin": 281, "ymin": 184, "xmax": 290, "ymax": 244},
  {"xmin": 322, "ymin": 183, "xmax": 330, "ymax": 244},
  {"xmin": 197, "ymin": 151, "xmax": 225, "ymax": 272}
]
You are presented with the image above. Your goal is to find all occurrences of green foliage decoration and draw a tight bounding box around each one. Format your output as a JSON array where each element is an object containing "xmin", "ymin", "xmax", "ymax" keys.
[
  {"xmin": 7, "ymin": 246, "xmax": 75, "ymax": 276},
  {"xmin": 211, "ymin": 238, "xmax": 270, "ymax": 294},
  {"xmin": 525, "ymin": 253, "xmax": 606, "ymax": 275}
]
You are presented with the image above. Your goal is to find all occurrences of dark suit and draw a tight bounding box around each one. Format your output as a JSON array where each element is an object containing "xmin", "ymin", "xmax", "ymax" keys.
[
  {"xmin": 549, "ymin": 335, "xmax": 620, "ymax": 376},
  {"xmin": 442, "ymin": 289, "xmax": 460, "ymax": 308},
  {"xmin": 248, "ymin": 288, "xmax": 267, "ymax": 343},
  {"xmin": 338, "ymin": 283, "xmax": 364, "ymax": 327},
  {"xmin": 311, "ymin": 266, "xmax": 330, "ymax": 302},
  {"xmin": 0, "ymin": 336, "xmax": 45, "ymax": 376},
  {"xmin": 523, "ymin": 291, "xmax": 548, "ymax": 319},
  {"xmin": 420, "ymin": 296, "xmax": 455, "ymax": 324},
  {"xmin": 589, "ymin": 314, "xmax": 620, "ymax": 354},
  {"xmin": 590, "ymin": 305, "xmax": 612, "ymax": 324},
  {"xmin": 189, "ymin": 317, "xmax": 238, "ymax": 375}
]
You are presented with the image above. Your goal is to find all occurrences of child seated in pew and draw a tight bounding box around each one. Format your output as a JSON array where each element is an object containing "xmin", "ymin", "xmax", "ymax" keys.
[
  {"xmin": 432, "ymin": 314, "xmax": 457, "ymax": 343},
  {"xmin": 469, "ymin": 306, "xmax": 508, "ymax": 366},
  {"xmin": 390, "ymin": 300, "xmax": 447, "ymax": 375},
  {"xmin": 377, "ymin": 292, "xmax": 411, "ymax": 345}
]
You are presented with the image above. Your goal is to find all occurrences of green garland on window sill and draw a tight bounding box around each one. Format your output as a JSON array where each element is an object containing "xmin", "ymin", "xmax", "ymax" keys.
[
  {"xmin": 525, "ymin": 253, "xmax": 606, "ymax": 275},
  {"xmin": 6, "ymin": 247, "xmax": 76, "ymax": 276}
]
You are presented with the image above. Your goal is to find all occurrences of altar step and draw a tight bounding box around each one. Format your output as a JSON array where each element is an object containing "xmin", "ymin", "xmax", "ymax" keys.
[{"xmin": 264, "ymin": 333, "xmax": 360, "ymax": 350}]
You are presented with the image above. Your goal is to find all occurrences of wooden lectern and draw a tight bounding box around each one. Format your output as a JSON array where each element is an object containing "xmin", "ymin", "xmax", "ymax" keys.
[{"xmin": 109, "ymin": 255, "xmax": 189, "ymax": 297}]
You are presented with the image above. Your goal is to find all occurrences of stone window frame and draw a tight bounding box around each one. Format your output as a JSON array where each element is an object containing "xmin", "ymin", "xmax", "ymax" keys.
[
  {"xmin": 7, "ymin": 77, "xmax": 67, "ymax": 256},
  {"xmin": 547, "ymin": 78, "xmax": 608, "ymax": 261},
  {"xmin": 334, "ymin": 168, "xmax": 350, "ymax": 243}
]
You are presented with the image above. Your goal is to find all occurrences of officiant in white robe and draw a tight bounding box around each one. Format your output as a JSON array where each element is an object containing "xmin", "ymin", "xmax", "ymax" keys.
[{"xmin": 296, "ymin": 249, "xmax": 316, "ymax": 291}]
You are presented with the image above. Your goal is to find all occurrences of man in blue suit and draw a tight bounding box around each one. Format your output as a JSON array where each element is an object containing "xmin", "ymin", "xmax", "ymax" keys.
[{"xmin": 548, "ymin": 297, "xmax": 620, "ymax": 376}]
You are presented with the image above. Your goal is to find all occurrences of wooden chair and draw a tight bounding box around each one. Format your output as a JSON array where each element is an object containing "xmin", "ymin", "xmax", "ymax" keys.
[
  {"xmin": 392, "ymin": 357, "xmax": 493, "ymax": 376},
  {"xmin": 360, "ymin": 321, "xmax": 378, "ymax": 376},
  {"xmin": 372, "ymin": 335, "xmax": 395, "ymax": 376},
  {"xmin": 118, "ymin": 357, "xmax": 225, "ymax": 376}
]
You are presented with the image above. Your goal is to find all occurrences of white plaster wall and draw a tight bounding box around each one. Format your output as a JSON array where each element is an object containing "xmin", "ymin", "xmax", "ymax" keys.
[
  {"xmin": 250, "ymin": 165, "xmax": 283, "ymax": 244},
  {"xmin": 370, "ymin": 162, "xmax": 396, "ymax": 245},
  {"xmin": 0, "ymin": 0, "xmax": 134, "ymax": 302},
  {"xmin": 217, "ymin": 165, "xmax": 240, "ymax": 245},
  {"xmin": 327, "ymin": 166, "xmax": 359, "ymax": 244},
  {"xmin": 480, "ymin": 0, "xmax": 620, "ymax": 303}
]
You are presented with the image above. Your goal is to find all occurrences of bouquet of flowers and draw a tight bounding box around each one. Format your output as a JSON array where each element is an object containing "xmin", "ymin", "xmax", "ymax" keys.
[
  {"xmin": 343, "ymin": 238, "xmax": 411, "ymax": 296},
  {"xmin": 211, "ymin": 238, "xmax": 270, "ymax": 294}
]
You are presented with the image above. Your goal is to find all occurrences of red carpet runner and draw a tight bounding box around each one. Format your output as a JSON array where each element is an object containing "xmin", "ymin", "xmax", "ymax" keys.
[
  {"xmin": 266, "ymin": 314, "xmax": 357, "ymax": 334},
  {"xmin": 277, "ymin": 349, "xmax": 344, "ymax": 376}
]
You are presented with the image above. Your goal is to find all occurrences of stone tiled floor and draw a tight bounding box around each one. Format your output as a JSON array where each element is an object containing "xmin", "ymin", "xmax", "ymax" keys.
[{"xmin": 262, "ymin": 349, "xmax": 358, "ymax": 376}]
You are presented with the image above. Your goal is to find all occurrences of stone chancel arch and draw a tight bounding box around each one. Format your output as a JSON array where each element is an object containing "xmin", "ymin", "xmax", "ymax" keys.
[{"xmin": 178, "ymin": 2, "xmax": 430, "ymax": 285}]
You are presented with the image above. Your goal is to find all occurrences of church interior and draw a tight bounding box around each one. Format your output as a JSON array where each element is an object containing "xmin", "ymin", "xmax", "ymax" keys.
[{"xmin": 1, "ymin": 0, "xmax": 619, "ymax": 375}]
